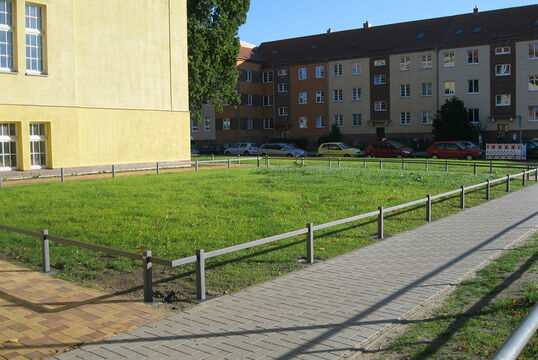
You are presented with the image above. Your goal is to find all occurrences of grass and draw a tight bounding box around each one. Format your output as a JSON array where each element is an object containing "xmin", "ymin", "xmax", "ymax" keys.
[
  {"xmin": 0, "ymin": 164, "xmax": 529, "ymax": 297},
  {"xmin": 386, "ymin": 233, "xmax": 538, "ymax": 359}
]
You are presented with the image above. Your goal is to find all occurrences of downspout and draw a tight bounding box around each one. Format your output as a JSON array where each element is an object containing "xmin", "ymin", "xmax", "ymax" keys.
[
  {"xmin": 272, "ymin": 65, "xmax": 276, "ymax": 138},
  {"xmin": 237, "ymin": 80, "xmax": 241, "ymax": 139},
  {"xmin": 436, "ymin": 47, "xmax": 440, "ymax": 113}
]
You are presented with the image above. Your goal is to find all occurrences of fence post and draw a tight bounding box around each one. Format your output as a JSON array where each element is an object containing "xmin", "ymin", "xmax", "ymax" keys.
[
  {"xmin": 425, "ymin": 159, "xmax": 429, "ymax": 171},
  {"xmin": 329, "ymin": 157, "xmax": 332, "ymax": 168},
  {"xmin": 363, "ymin": 157, "xmax": 366, "ymax": 169},
  {"xmin": 42, "ymin": 230, "xmax": 50, "ymax": 273},
  {"xmin": 426, "ymin": 194, "xmax": 432, "ymax": 222},
  {"xmin": 295, "ymin": 156, "xmax": 298, "ymax": 164},
  {"xmin": 527, "ymin": 166, "xmax": 530, "ymax": 180},
  {"xmin": 156, "ymin": 162, "xmax": 160, "ymax": 174},
  {"xmin": 522, "ymin": 171, "xmax": 526, "ymax": 186},
  {"xmin": 402, "ymin": 158, "xmax": 405, "ymax": 171},
  {"xmin": 257, "ymin": 156, "xmax": 260, "ymax": 168},
  {"xmin": 266, "ymin": 155, "xmax": 269, "ymax": 167},
  {"xmin": 212, "ymin": 154, "xmax": 215, "ymax": 164},
  {"xmin": 302, "ymin": 157, "xmax": 305, "ymax": 167},
  {"xmin": 460, "ymin": 186, "xmax": 465, "ymax": 209},
  {"xmin": 473, "ymin": 162, "xmax": 477, "ymax": 175},
  {"xmin": 306, "ymin": 223, "xmax": 314, "ymax": 264},
  {"xmin": 338, "ymin": 158, "xmax": 341, "ymax": 169},
  {"xmin": 486, "ymin": 179, "xmax": 490, "ymax": 200},
  {"xmin": 378, "ymin": 206, "xmax": 384, "ymax": 240},
  {"xmin": 112, "ymin": 165, "xmax": 116, "ymax": 178},
  {"xmin": 195, "ymin": 160, "xmax": 199, "ymax": 172},
  {"xmin": 506, "ymin": 174, "xmax": 510, "ymax": 192},
  {"xmin": 228, "ymin": 158, "xmax": 231, "ymax": 169},
  {"xmin": 61, "ymin": 168, "xmax": 65, "ymax": 183},
  {"xmin": 142, "ymin": 250, "xmax": 153, "ymax": 303},
  {"xmin": 238, "ymin": 155, "xmax": 241, "ymax": 165},
  {"xmin": 0, "ymin": 176, "xmax": 2, "ymax": 188},
  {"xmin": 379, "ymin": 159, "xmax": 383, "ymax": 170},
  {"xmin": 196, "ymin": 249, "xmax": 206, "ymax": 301},
  {"xmin": 490, "ymin": 161, "xmax": 493, "ymax": 174},
  {"xmin": 535, "ymin": 167, "xmax": 538, "ymax": 182},
  {"xmin": 445, "ymin": 159, "xmax": 448, "ymax": 172}
]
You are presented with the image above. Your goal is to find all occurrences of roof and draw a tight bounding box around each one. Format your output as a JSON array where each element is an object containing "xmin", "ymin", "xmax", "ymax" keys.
[{"xmin": 254, "ymin": 5, "xmax": 538, "ymax": 66}]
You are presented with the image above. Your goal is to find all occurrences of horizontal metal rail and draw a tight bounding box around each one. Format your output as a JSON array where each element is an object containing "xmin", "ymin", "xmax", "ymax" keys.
[
  {"xmin": 313, "ymin": 211, "xmax": 379, "ymax": 231},
  {"xmin": 0, "ymin": 224, "xmax": 42, "ymax": 238},
  {"xmin": 46, "ymin": 234, "xmax": 142, "ymax": 260},
  {"xmin": 170, "ymin": 255, "xmax": 198, "ymax": 267},
  {"xmin": 385, "ymin": 198, "xmax": 428, "ymax": 212}
]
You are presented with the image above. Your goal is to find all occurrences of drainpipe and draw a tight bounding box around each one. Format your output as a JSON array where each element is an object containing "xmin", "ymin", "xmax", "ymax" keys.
[
  {"xmin": 237, "ymin": 80, "xmax": 241, "ymax": 140},
  {"xmin": 272, "ymin": 65, "xmax": 276, "ymax": 138},
  {"xmin": 436, "ymin": 47, "xmax": 440, "ymax": 113}
]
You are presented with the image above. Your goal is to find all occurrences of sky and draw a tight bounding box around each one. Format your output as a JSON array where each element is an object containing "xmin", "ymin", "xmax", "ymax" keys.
[{"xmin": 238, "ymin": 0, "xmax": 538, "ymax": 46}]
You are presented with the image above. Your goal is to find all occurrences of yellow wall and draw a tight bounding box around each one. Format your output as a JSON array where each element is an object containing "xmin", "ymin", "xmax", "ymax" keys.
[{"xmin": 0, "ymin": 0, "xmax": 190, "ymax": 170}]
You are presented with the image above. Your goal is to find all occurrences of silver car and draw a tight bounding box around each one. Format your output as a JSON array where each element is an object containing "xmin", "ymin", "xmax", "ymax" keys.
[
  {"xmin": 224, "ymin": 143, "xmax": 259, "ymax": 156},
  {"xmin": 259, "ymin": 143, "xmax": 306, "ymax": 157}
]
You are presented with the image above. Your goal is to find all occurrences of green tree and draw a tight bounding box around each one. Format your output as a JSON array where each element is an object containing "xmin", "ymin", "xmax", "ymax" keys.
[
  {"xmin": 432, "ymin": 97, "xmax": 480, "ymax": 141},
  {"xmin": 188, "ymin": 0, "xmax": 250, "ymax": 120}
]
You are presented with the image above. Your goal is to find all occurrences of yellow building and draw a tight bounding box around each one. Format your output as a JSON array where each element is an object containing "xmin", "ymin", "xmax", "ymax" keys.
[{"xmin": 0, "ymin": 0, "xmax": 189, "ymax": 171}]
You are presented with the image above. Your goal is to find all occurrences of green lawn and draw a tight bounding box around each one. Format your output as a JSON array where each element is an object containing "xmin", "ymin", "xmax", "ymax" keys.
[{"xmin": 0, "ymin": 165, "xmax": 529, "ymax": 296}]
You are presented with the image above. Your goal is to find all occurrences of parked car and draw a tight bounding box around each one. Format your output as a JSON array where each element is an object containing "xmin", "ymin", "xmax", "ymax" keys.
[
  {"xmin": 259, "ymin": 143, "xmax": 306, "ymax": 157},
  {"xmin": 426, "ymin": 141, "xmax": 483, "ymax": 160},
  {"xmin": 524, "ymin": 140, "xmax": 538, "ymax": 159},
  {"xmin": 224, "ymin": 143, "xmax": 259, "ymax": 156},
  {"xmin": 365, "ymin": 140, "xmax": 415, "ymax": 158},
  {"xmin": 459, "ymin": 141, "xmax": 480, "ymax": 149},
  {"xmin": 191, "ymin": 144, "xmax": 200, "ymax": 156},
  {"xmin": 317, "ymin": 142, "xmax": 362, "ymax": 157},
  {"xmin": 199, "ymin": 143, "xmax": 224, "ymax": 155},
  {"xmin": 383, "ymin": 137, "xmax": 426, "ymax": 151}
]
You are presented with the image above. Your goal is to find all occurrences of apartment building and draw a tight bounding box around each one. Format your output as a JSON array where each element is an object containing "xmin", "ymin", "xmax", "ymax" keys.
[
  {"xmin": 216, "ymin": 5, "xmax": 538, "ymax": 148},
  {"xmin": 0, "ymin": 0, "xmax": 189, "ymax": 171}
]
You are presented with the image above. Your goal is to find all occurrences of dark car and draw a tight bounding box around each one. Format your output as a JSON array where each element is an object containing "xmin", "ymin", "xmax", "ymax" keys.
[
  {"xmin": 426, "ymin": 141, "xmax": 483, "ymax": 160},
  {"xmin": 365, "ymin": 140, "xmax": 415, "ymax": 158},
  {"xmin": 524, "ymin": 141, "xmax": 538, "ymax": 159},
  {"xmin": 199, "ymin": 144, "xmax": 224, "ymax": 155},
  {"xmin": 383, "ymin": 137, "xmax": 426, "ymax": 151}
]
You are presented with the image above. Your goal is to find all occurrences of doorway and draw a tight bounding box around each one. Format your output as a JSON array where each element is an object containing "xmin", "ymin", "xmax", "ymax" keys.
[
  {"xmin": 376, "ymin": 127, "xmax": 385, "ymax": 140},
  {"xmin": 497, "ymin": 124, "xmax": 509, "ymax": 141}
]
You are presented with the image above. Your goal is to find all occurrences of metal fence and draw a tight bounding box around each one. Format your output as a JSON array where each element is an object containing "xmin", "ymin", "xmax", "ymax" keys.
[{"xmin": 1, "ymin": 164, "xmax": 536, "ymax": 303}]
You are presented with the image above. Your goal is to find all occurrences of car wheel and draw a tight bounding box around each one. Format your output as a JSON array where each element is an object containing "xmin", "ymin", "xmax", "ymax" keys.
[
  {"xmin": 260, "ymin": 153, "xmax": 267, "ymax": 157},
  {"xmin": 396, "ymin": 154, "xmax": 403, "ymax": 158},
  {"xmin": 366, "ymin": 153, "xmax": 372, "ymax": 158},
  {"xmin": 431, "ymin": 154, "xmax": 439, "ymax": 159},
  {"xmin": 464, "ymin": 155, "xmax": 474, "ymax": 160},
  {"xmin": 243, "ymin": 151, "xmax": 249, "ymax": 156},
  {"xmin": 224, "ymin": 151, "xmax": 231, "ymax": 156},
  {"xmin": 344, "ymin": 154, "xmax": 351, "ymax": 157},
  {"xmin": 287, "ymin": 153, "xmax": 294, "ymax": 157}
]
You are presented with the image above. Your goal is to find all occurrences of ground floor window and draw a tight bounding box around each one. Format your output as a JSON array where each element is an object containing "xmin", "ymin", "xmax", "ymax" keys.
[
  {"xmin": 0, "ymin": 123, "xmax": 17, "ymax": 170},
  {"xmin": 29, "ymin": 123, "xmax": 47, "ymax": 168}
]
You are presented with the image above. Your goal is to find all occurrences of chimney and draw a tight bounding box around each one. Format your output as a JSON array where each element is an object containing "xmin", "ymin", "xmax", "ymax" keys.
[
  {"xmin": 473, "ymin": 6, "xmax": 479, "ymax": 14},
  {"xmin": 363, "ymin": 21, "xmax": 371, "ymax": 29},
  {"xmin": 327, "ymin": 28, "xmax": 332, "ymax": 34}
]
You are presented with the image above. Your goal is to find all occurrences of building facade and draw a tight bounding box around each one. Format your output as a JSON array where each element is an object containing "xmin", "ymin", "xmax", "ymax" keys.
[{"xmin": 0, "ymin": 0, "xmax": 190, "ymax": 171}]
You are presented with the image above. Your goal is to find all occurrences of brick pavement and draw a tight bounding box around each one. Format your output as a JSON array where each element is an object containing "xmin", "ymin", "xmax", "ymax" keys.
[
  {"xmin": 0, "ymin": 261, "xmax": 166, "ymax": 360},
  {"xmin": 56, "ymin": 184, "xmax": 538, "ymax": 360}
]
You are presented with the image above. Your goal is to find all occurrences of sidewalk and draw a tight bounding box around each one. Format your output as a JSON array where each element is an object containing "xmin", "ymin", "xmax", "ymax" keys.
[{"xmin": 54, "ymin": 184, "xmax": 538, "ymax": 359}]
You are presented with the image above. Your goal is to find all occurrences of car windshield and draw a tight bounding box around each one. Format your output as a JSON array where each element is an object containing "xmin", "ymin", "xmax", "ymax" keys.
[
  {"xmin": 389, "ymin": 141, "xmax": 404, "ymax": 148},
  {"xmin": 340, "ymin": 143, "xmax": 352, "ymax": 149}
]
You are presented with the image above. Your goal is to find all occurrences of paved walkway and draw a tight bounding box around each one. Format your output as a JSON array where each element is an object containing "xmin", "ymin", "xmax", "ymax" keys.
[
  {"xmin": 55, "ymin": 184, "xmax": 538, "ymax": 360},
  {"xmin": 0, "ymin": 261, "xmax": 166, "ymax": 360}
]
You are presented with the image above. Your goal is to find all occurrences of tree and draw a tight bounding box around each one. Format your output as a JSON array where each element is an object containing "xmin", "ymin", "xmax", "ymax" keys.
[
  {"xmin": 432, "ymin": 97, "xmax": 480, "ymax": 141},
  {"xmin": 317, "ymin": 124, "xmax": 343, "ymax": 145},
  {"xmin": 187, "ymin": 0, "xmax": 250, "ymax": 120}
]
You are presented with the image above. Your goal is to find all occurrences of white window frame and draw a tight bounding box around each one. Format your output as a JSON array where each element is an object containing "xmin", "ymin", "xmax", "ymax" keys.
[
  {"xmin": 245, "ymin": 70, "xmax": 252, "ymax": 83},
  {"xmin": 373, "ymin": 59, "xmax": 386, "ymax": 67},
  {"xmin": 298, "ymin": 92, "xmax": 307, "ymax": 104},
  {"xmin": 316, "ymin": 90, "xmax": 324, "ymax": 103},
  {"xmin": 29, "ymin": 123, "xmax": 47, "ymax": 169},
  {"xmin": 0, "ymin": 122, "xmax": 17, "ymax": 170},
  {"xmin": 351, "ymin": 62, "xmax": 361, "ymax": 75},
  {"xmin": 263, "ymin": 118, "xmax": 273, "ymax": 130},
  {"xmin": 333, "ymin": 63, "xmax": 342, "ymax": 77},
  {"xmin": 421, "ymin": 54, "xmax": 432, "ymax": 69},
  {"xmin": 247, "ymin": 118, "xmax": 253, "ymax": 130},
  {"xmin": 400, "ymin": 84, "xmax": 410, "ymax": 98},
  {"xmin": 262, "ymin": 71, "xmax": 273, "ymax": 83},
  {"xmin": 529, "ymin": 44, "xmax": 538, "ymax": 59},
  {"xmin": 25, "ymin": 3, "xmax": 44, "ymax": 74},
  {"xmin": 247, "ymin": 94, "xmax": 253, "ymax": 107},
  {"xmin": 352, "ymin": 113, "xmax": 362, "ymax": 127},
  {"xmin": 298, "ymin": 116, "xmax": 307, "ymax": 129},
  {"xmin": 444, "ymin": 52, "xmax": 455, "ymax": 67},
  {"xmin": 495, "ymin": 46, "xmax": 511, "ymax": 55},
  {"xmin": 400, "ymin": 112, "xmax": 411, "ymax": 126},
  {"xmin": 495, "ymin": 94, "xmax": 511, "ymax": 106},
  {"xmin": 222, "ymin": 118, "xmax": 231, "ymax": 130},
  {"xmin": 352, "ymin": 88, "xmax": 361, "ymax": 101},
  {"xmin": 315, "ymin": 65, "xmax": 324, "ymax": 78},
  {"xmin": 528, "ymin": 75, "xmax": 538, "ymax": 91},
  {"xmin": 316, "ymin": 115, "xmax": 325, "ymax": 128},
  {"xmin": 374, "ymin": 74, "xmax": 386, "ymax": 85},
  {"xmin": 421, "ymin": 82, "xmax": 432, "ymax": 97},
  {"xmin": 333, "ymin": 114, "xmax": 343, "ymax": 128},
  {"xmin": 400, "ymin": 56, "xmax": 410, "ymax": 71},
  {"xmin": 467, "ymin": 49, "xmax": 479, "ymax": 65},
  {"xmin": 374, "ymin": 101, "xmax": 387, "ymax": 112},
  {"xmin": 191, "ymin": 119, "xmax": 198, "ymax": 133},
  {"xmin": 278, "ymin": 107, "xmax": 288, "ymax": 116},
  {"xmin": 263, "ymin": 95, "xmax": 272, "ymax": 107},
  {"xmin": 298, "ymin": 67, "xmax": 307, "ymax": 80},
  {"xmin": 468, "ymin": 108, "xmax": 480, "ymax": 124},
  {"xmin": 421, "ymin": 111, "xmax": 432, "ymax": 125},
  {"xmin": 467, "ymin": 79, "xmax": 479, "ymax": 94},
  {"xmin": 529, "ymin": 106, "xmax": 538, "ymax": 122},
  {"xmin": 203, "ymin": 117, "xmax": 211, "ymax": 132},
  {"xmin": 444, "ymin": 81, "xmax": 455, "ymax": 96},
  {"xmin": 0, "ymin": 0, "xmax": 14, "ymax": 72},
  {"xmin": 278, "ymin": 83, "xmax": 288, "ymax": 93},
  {"xmin": 333, "ymin": 89, "xmax": 343, "ymax": 102},
  {"xmin": 495, "ymin": 64, "xmax": 511, "ymax": 76}
]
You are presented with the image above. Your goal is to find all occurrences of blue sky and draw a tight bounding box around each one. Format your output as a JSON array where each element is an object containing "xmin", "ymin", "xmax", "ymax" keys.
[{"xmin": 238, "ymin": 0, "xmax": 537, "ymax": 45}]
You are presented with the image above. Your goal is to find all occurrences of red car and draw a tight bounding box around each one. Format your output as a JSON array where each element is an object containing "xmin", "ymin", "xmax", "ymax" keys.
[
  {"xmin": 426, "ymin": 141, "xmax": 483, "ymax": 160},
  {"xmin": 365, "ymin": 140, "xmax": 415, "ymax": 158}
]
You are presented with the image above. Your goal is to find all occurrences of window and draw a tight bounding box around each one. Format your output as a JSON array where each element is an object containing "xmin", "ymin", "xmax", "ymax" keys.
[
  {"xmin": 473, "ymin": 26, "xmax": 483, "ymax": 33},
  {"xmin": 352, "ymin": 113, "xmax": 362, "ymax": 127},
  {"xmin": 316, "ymin": 90, "xmax": 324, "ymax": 103},
  {"xmin": 529, "ymin": 75, "xmax": 538, "ymax": 91},
  {"xmin": 278, "ymin": 107, "xmax": 288, "ymax": 116},
  {"xmin": 263, "ymin": 95, "xmax": 272, "ymax": 107},
  {"xmin": 422, "ymin": 111, "xmax": 432, "ymax": 125},
  {"xmin": 278, "ymin": 83, "xmax": 288, "ymax": 93},
  {"xmin": 374, "ymin": 74, "xmax": 386, "ymax": 85},
  {"xmin": 333, "ymin": 89, "xmax": 343, "ymax": 102},
  {"xmin": 495, "ymin": 94, "xmax": 511, "ymax": 106},
  {"xmin": 400, "ymin": 112, "xmax": 411, "ymax": 125},
  {"xmin": 315, "ymin": 66, "xmax": 324, "ymax": 78},
  {"xmin": 0, "ymin": 123, "xmax": 16, "ymax": 170},
  {"xmin": 495, "ymin": 64, "xmax": 511, "ymax": 76},
  {"xmin": 444, "ymin": 81, "xmax": 455, "ymax": 96},
  {"xmin": 263, "ymin": 118, "xmax": 273, "ymax": 129},
  {"xmin": 277, "ymin": 69, "xmax": 287, "ymax": 76},
  {"xmin": 298, "ymin": 67, "xmax": 307, "ymax": 80},
  {"xmin": 374, "ymin": 101, "xmax": 387, "ymax": 111},
  {"xmin": 400, "ymin": 57, "xmax": 410, "ymax": 71},
  {"xmin": 373, "ymin": 59, "xmax": 386, "ymax": 66},
  {"xmin": 247, "ymin": 118, "xmax": 253, "ymax": 130},
  {"xmin": 25, "ymin": 4, "xmax": 44, "ymax": 74},
  {"xmin": 333, "ymin": 63, "xmax": 342, "ymax": 77},
  {"xmin": 29, "ymin": 123, "xmax": 47, "ymax": 168},
  {"xmin": 529, "ymin": 44, "xmax": 538, "ymax": 59},
  {"xmin": 262, "ymin": 71, "xmax": 273, "ymax": 83},
  {"xmin": 333, "ymin": 114, "xmax": 343, "ymax": 128},
  {"xmin": 352, "ymin": 88, "xmax": 361, "ymax": 101},
  {"xmin": 0, "ymin": 0, "xmax": 13, "ymax": 71},
  {"xmin": 495, "ymin": 47, "xmax": 511, "ymax": 55},
  {"xmin": 400, "ymin": 84, "xmax": 410, "ymax": 98},
  {"xmin": 298, "ymin": 92, "xmax": 307, "ymax": 104},
  {"xmin": 316, "ymin": 115, "xmax": 325, "ymax": 128},
  {"xmin": 468, "ymin": 108, "xmax": 480, "ymax": 123},
  {"xmin": 245, "ymin": 71, "xmax": 252, "ymax": 82},
  {"xmin": 222, "ymin": 118, "xmax": 231, "ymax": 130},
  {"xmin": 444, "ymin": 52, "xmax": 455, "ymax": 67},
  {"xmin": 299, "ymin": 116, "xmax": 307, "ymax": 129},
  {"xmin": 351, "ymin": 62, "xmax": 361, "ymax": 75},
  {"xmin": 204, "ymin": 117, "xmax": 211, "ymax": 132},
  {"xmin": 467, "ymin": 79, "xmax": 479, "ymax": 94},
  {"xmin": 421, "ymin": 82, "xmax": 432, "ymax": 96},
  {"xmin": 467, "ymin": 50, "xmax": 479, "ymax": 64},
  {"xmin": 421, "ymin": 55, "xmax": 432, "ymax": 69},
  {"xmin": 529, "ymin": 106, "xmax": 538, "ymax": 121},
  {"xmin": 416, "ymin": 32, "xmax": 425, "ymax": 40},
  {"xmin": 247, "ymin": 94, "xmax": 253, "ymax": 107},
  {"xmin": 191, "ymin": 119, "xmax": 198, "ymax": 133}
]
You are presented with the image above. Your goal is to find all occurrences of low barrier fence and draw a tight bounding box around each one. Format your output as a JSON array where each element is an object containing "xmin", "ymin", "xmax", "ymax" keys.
[{"xmin": 0, "ymin": 167, "xmax": 536, "ymax": 303}]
